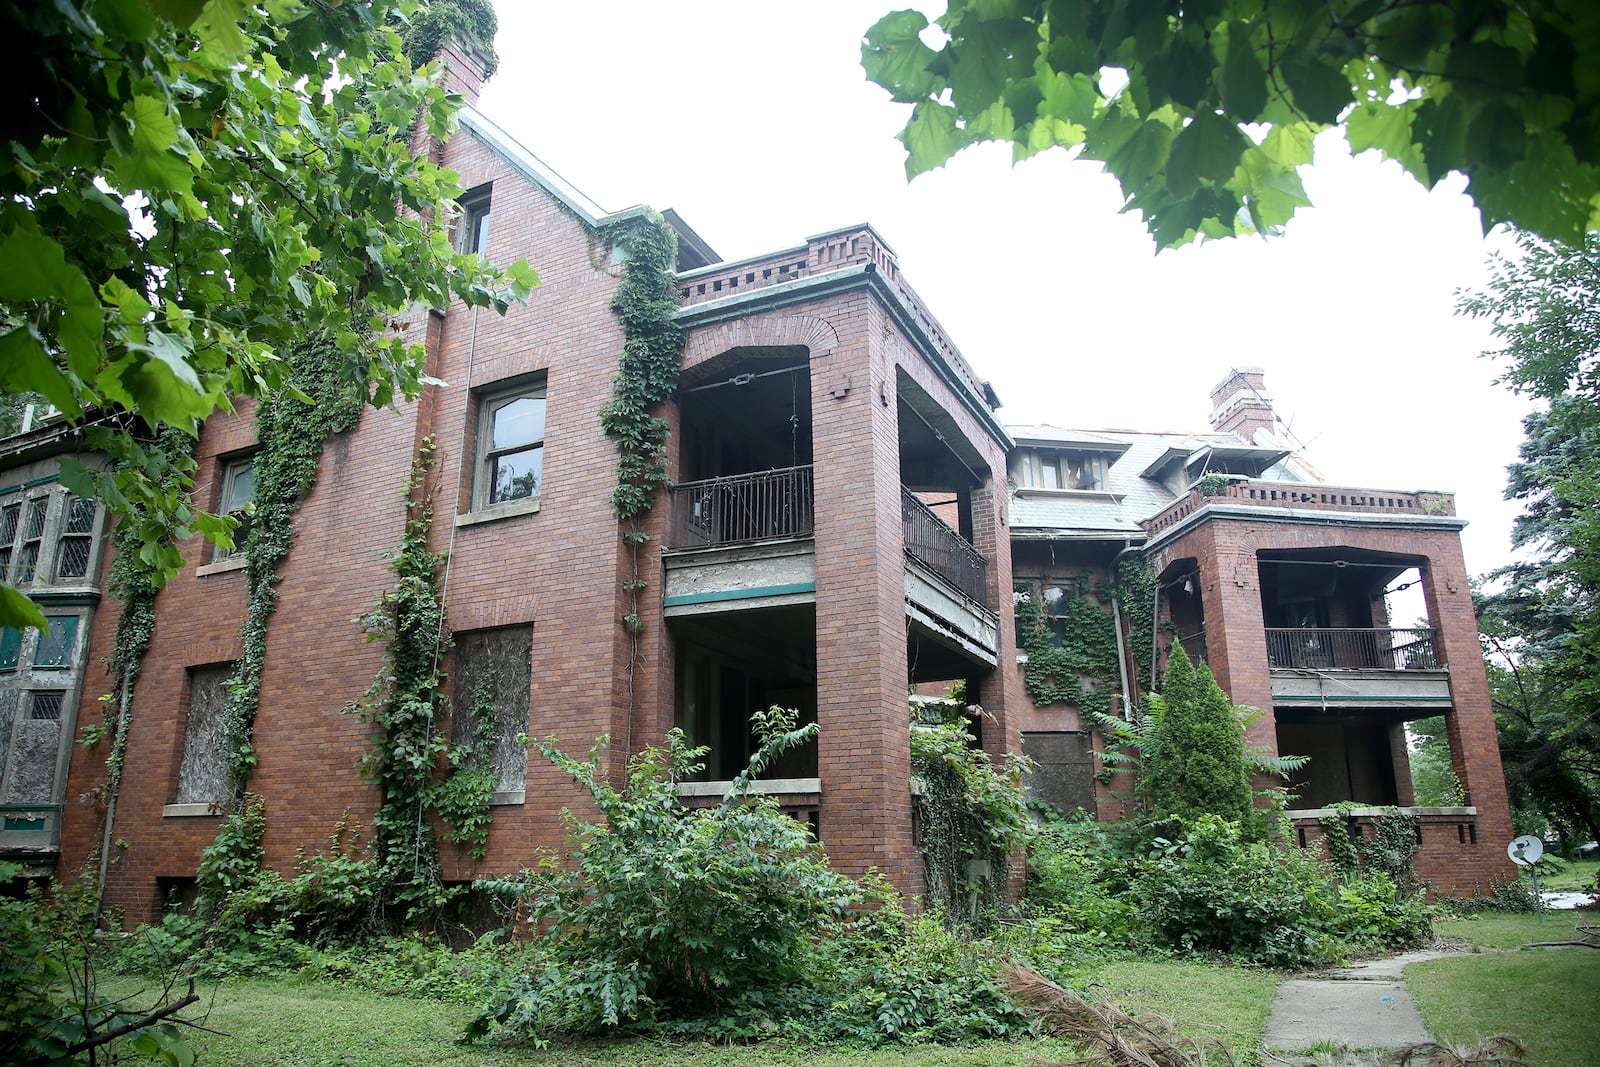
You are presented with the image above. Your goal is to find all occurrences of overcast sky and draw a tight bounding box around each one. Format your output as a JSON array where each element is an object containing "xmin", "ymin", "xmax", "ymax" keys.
[{"xmin": 476, "ymin": 2, "xmax": 1533, "ymax": 581}]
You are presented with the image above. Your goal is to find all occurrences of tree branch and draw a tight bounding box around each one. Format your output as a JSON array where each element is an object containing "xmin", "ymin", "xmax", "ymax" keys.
[{"xmin": 63, "ymin": 980, "xmax": 201, "ymax": 1057}]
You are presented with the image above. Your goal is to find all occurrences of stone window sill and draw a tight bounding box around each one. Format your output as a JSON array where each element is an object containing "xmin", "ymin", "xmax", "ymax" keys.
[
  {"xmin": 489, "ymin": 790, "xmax": 525, "ymax": 806},
  {"xmin": 162, "ymin": 803, "xmax": 224, "ymax": 817},
  {"xmin": 454, "ymin": 497, "xmax": 540, "ymax": 528},
  {"xmin": 196, "ymin": 556, "xmax": 246, "ymax": 577}
]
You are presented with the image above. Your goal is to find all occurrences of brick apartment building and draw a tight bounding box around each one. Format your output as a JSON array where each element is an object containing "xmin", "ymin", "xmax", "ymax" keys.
[
  {"xmin": 1008, "ymin": 368, "xmax": 1515, "ymax": 893},
  {"xmin": 9, "ymin": 45, "xmax": 1019, "ymax": 923},
  {"xmin": 0, "ymin": 51, "xmax": 1511, "ymax": 916}
]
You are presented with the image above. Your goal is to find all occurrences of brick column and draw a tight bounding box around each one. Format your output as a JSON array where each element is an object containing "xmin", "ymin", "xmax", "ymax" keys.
[
  {"xmin": 809, "ymin": 303, "xmax": 918, "ymax": 894},
  {"xmin": 1419, "ymin": 548, "xmax": 1514, "ymax": 872},
  {"xmin": 1179, "ymin": 522, "xmax": 1278, "ymax": 754}
]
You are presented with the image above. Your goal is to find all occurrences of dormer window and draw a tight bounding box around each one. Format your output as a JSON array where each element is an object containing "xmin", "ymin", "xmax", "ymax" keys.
[{"xmin": 1012, "ymin": 449, "xmax": 1107, "ymax": 492}]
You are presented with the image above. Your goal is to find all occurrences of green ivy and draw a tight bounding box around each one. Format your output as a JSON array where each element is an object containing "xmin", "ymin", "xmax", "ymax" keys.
[
  {"xmin": 433, "ymin": 675, "xmax": 498, "ymax": 859},
  {"xmin": 220, "ymin": 333, "xmax": 365, "ymax": 798},
  {"xmin": 1016, "ymin": 573, "xmax": 1120, "ymax": 713},
  {"xmin": 347, "ymin": 442, "xmax": 492, "ymax": 922},
  {"xmin": 1017, "ymin": 558, "xmax": 1157, "ymax": 714},
  {"xmin": 598, "ymin": 214, "xmax": 687, "ymax": 713},
  {"xmin": 1320, "ymin": 803, "xmax": 1421, "ymax": 890},
  {"xmin": 910, "ymin": 715, "xmax": 1033, "ymax": 925},
  {"xmin": 399, "ymin": 0, "xmax": 500, "ymax": 77}
]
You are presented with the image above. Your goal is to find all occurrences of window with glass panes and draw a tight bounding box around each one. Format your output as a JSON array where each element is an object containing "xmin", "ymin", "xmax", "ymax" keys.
[
  {"xmin": 475, "ymin": 381, "xmax": 546, "ymax": 509},
  {"xmin": 54, "ymin": 497, "xmax": 97, "ymax": 580}
]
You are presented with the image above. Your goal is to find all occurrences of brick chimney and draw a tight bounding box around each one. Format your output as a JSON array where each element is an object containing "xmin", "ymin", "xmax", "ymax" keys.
[
  {"xmin": 1208, "ymin": 367, "xmax": 1277, "ymax": 441},
  {"xmin": 435, "ymin": 38, "xmax": 493, "ymax": 107}
]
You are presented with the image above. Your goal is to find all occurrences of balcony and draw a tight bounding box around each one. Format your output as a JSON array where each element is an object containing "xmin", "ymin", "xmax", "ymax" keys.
[
  {"xmin": 1266, "ymin": 627, "xmax": 1452, "ymax": 710},
  {"xmin": 1144, "ymin": 480, "xmax": 1457, "ymax": 539},
  {"xmin": 668, "ymin": 466, "xmax": 814, "ymax": 550},
  {"xmin": 1266, "ymin": 627, "xmax": 1440, "ymax": 671},
  {"xmin": 901, "ymin": 490, "xmax": 987, "ymax": 607}
]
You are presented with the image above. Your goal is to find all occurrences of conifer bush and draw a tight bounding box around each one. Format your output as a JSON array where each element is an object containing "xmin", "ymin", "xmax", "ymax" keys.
[{"xmin": 1143, "ymin": 644, "xmax": 1258, "ymax": 832}]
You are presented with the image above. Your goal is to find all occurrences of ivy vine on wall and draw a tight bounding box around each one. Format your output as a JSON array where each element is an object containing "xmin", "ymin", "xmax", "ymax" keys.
[
  {"xmin": 1017, "ymin": 556, "xmax": 1157, "ymax": 714},
  {"xmin": 219, "ymin": 333, "xmax": 365, "ymax": 799},
  {"xmin": 598, "ymin": 213, "xmax": 687, "ymax": 715},
  {"xmin": 346, "ymin": 441, "xmax": 495, "ymax": 921}
]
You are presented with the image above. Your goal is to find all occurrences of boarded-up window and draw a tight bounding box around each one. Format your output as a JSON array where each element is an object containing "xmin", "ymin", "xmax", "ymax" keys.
[
  {"xmin": 453, "ymin": 627, "xmax": 531, "ymax": 794},
  {"xmin": 174, "ymin": 664, "xmax": 233, "ymax": 805},
  {"xmin": 0, "ymin": 691, "xmax": 65, "ymax": 806}
]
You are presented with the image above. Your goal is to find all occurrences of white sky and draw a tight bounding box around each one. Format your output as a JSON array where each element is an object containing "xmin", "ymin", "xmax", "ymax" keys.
[{"xmin": 478, "ymin": 1, "xmax": 1533, "ymax": 582}]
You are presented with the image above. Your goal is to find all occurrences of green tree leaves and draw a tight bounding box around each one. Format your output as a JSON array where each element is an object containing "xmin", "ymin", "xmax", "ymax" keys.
[
  {"xmin": 0, "ymin": 0, "xmax": 534, "ymax": 628},
  {"xmin": 1462, "ymin": 232, "xmax": 1600, "ymax": 846},
  {"xmin": 863, "ymin": 0, "xmax": 1600, "ymax": 249}
]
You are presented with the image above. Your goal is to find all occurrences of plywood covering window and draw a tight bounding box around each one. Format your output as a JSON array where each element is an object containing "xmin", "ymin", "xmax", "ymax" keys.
[
  {"xmin": 174, "ymin": 664, "xmax": 233, "ymax": 805},
  {"xmin": 453, "ymin": 627, "xmax": 532, "ymax": 796}
]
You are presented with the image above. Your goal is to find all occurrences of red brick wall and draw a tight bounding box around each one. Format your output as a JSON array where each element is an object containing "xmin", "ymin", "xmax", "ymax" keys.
[{"xmin": 1148, "ymin": 512, "xmax": 1516, "ymax": 889}]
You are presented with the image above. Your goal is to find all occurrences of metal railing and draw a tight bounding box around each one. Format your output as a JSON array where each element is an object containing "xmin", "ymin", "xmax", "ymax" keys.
[
  {"xmin": 668, "ymin": 466, "xmax": 814, "ymax": 549},
  {"xmin": 902, "ymin": 489, "xmax": 988, "ymax": 606},
  {"xmin": 1265, "ymin": 627, "xmax": 1441, "ymax": 670},
  {"xmin": 1178, "ymin": 629, "xmax": 1208, "ymax": 665}
]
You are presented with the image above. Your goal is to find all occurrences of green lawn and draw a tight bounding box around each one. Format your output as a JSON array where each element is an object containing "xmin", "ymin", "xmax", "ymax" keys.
[
  {"xmin": 1540, "ymin": 858, "xmax": 1599, "ymax": 893},
  {"xmin": 140, "ymin": 956, "xmax": 1277, "ymax": 1067},
  {"xmin": 1434, "ymin": 909, "xmax": 1595, "ymax": 950},
  {"xmin": 1407, "ymin": 937, "xmax": 1600, "ymax": 1067}
]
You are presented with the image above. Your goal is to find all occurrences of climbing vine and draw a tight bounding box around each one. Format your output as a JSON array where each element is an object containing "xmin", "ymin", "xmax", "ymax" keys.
[
  {"xmin": 219, "ymin": 333, "xmax": 365, "ymax": 799},
  {"xmin": 1319, "ymin": 803, "xmax": 1421, "ymax": 890},
  {"xmin": 910, "ymin": 712, "xmax": 1033, "ymax": 925},
  {"xmin": 1017, "ymin": 556, "xmax": 1159, "ymax": 713},
  {"xmin": 347, "ymin": 442, "xmax": 493, "ymax": 921},
  {"xmin": 1017, "ymin": 573, "xmax": 1121, "ymax": 714},
  {"xmin": 598, "ymin": 214, "xmax": 687, "ymax": 717}
]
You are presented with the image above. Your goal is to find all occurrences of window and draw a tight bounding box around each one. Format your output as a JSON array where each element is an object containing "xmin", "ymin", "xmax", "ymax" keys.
[
  {"xmin": 452, "ymin": 627, "xmax": 532, "ymax": 797},
  {"xmin": 0, "ymin": 628, "xmax": 18, "ymax": 673},
  {"xmin": 12, "ymin": 497, "xmax": 47, "ymax": 583},
  {"xmin": 475, "ymin": 381, "xmax": 545, "ymax": 509},
  {"xmin": 1013, "ymin": 449, "xmax": 1107, "ymax": 492},
  {"xmin": 32, "ymin": 617, "xmax": 78, "ymax": 670},
  {"xmin": 54, "ymin": 496, "xmax": 97, "ymax": 580},
  {"xmin": 0, "ymin": 691, "xmax": 67, "ymax": 808},
  {"xmin": 0, "ymin": 502, "xmax": 17, "ymax": 578},
  {"xmin": 216, "ymin": 456, "xmax": 256, "ymax": 559},
  {"xmin": 174, "ymin": 664, "xmax": 233, "ymax": 805},
  {"xmin": 457, "ymin": 185, "xmax": 491, "ymax": 257}
]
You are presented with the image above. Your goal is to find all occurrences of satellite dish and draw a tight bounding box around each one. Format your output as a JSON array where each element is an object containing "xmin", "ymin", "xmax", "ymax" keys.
[{"xmin": 1508, "ymin": 835, "xmax": 1544, "ymax": 866}]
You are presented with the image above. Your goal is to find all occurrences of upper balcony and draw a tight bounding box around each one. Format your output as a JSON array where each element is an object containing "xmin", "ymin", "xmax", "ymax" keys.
[
  {"xmin": 1266, "ymin": 626, "xmax": 1452, "ymax": 710},
  {"xmin": 674, "ymin": 225, "xmax": 994, "ymax": 414},
  {"xmin": 1144, "ymin": 479, "xmax": 1457, "ymax": 540}
]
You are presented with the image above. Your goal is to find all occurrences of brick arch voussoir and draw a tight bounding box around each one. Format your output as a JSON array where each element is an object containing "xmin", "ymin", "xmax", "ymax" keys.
[{"xmin": 681, "ymin": 314, "xmax": 840, "ymax": 372}]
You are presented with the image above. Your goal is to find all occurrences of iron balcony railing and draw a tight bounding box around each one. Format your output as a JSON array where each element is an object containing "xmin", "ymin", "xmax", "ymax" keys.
[
  {"xmin": 902, "ymin": 489, "xmax": 988, "ymax": 606},
  {"xmin": 1178, "ymin": 629, "xmax": 1208, "ymax": 665},
  {"xmin": 1265, "ymin": 627, "xmax": 1441, "ymax": 671},
  {"xmin": 668, "ymin": 465, "xmax": 814, "ymax": 549}
]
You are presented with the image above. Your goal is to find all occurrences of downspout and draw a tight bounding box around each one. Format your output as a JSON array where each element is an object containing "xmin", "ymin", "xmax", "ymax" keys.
[
  {"xmin": 94, "ymin": 666, "xmax": 134, "ymax": 922},
  {"xmin": 1109, "ymin": 540, "xmax": 1141, "ymax": 720}
]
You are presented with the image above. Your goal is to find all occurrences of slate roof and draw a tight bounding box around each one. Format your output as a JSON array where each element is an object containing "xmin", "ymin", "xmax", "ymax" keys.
[{"xmin": 1007, "ymin": 424, "xmax": 1317, "ymax": 540}]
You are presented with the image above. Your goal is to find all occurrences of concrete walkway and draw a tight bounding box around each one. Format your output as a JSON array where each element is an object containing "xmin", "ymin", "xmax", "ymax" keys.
[{"xmin": 1262, "ymin": 949, "xmax": 1462, "ymax": 1061}]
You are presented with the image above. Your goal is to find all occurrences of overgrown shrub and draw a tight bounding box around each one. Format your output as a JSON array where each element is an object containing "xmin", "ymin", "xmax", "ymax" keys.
[
  {"xmin": 2, "ymin": 865, "xmax": 199, "ymax": 1065},
  {"xmin": 470, "ymin": 708, "xmax": 859, "ymax": 1041},
  {"xmin": 805, "ymin": 894, "xmax": 1032, "ymax": 1046},
  {"xmin": 1327, "ymin": 872, "xmax": 1434, "ymax": 951},
  {"xmin": 910, "ymin": 714, "xmax": 1033, "ymax": 923},
  {"xmin": 1133, "ymin": 814, "xmax": 1339, "ymax": 968},
  {"xmin": 1023, "ymin": 812, "xmax": 1141, "ymax": 952}
]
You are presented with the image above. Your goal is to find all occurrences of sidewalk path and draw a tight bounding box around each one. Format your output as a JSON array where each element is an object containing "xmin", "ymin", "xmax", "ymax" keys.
[{"xmin": 1262, "ymin": 949, "xmax": 1463, "ymax": 1059}]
